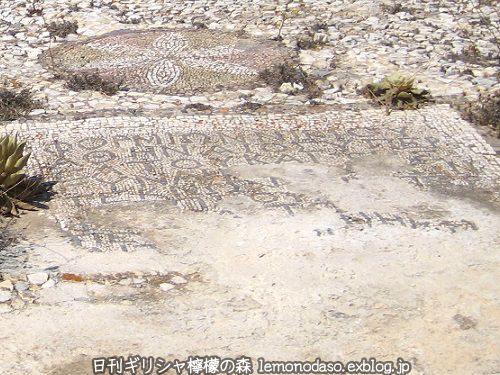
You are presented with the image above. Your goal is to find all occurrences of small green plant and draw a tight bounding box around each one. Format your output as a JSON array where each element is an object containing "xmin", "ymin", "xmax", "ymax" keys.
[
  {"xmin": 182, "ymin": 103, "xmax": 213, "ymax": 113},
  {"xmin": 26, "ymin": 0, "xmax": 43, "ymax": 17},
  {"xmin": 381, "ymin": 2, "xmax": 404, "ymax": 14},
  {"xmin": 0, "ymin": 89, "xmax": 40, "ymax": 121},
  {"xmin": 47, "ymin": 19, "xmax": 79, "ymax": 38},
  {"xmin": 65, "ymin": 73, "xmax": 123, "ymax": 95},
  {"xmin": 259, "ymin": 62, "xmax": 323, "ymax": 99},
  {"xmin": 296, "ymin": 32, "xmax": 329, "ymax": 50},
  {"xmin": 236, "ymin": 102, "xmax": 263, "ymax": 112},
  {"xmin": 296, "ymin": 23, "xmax": 329, "ymax": 50},
  {"xmin": 363, "ymin": 72, "xmax": 431, "ymax": 113},
  {"xmin": 448, "ymin": 43, "xmax": 483, "ymax": 65},
  {"xmin": 273, "ymin": 0, "xmax": 293, "ymax": 41},
  {"xmin": 457, "ymin": 91, "xmax": 499, "ymax": 138},
  {"xmin": 0, "ymin": 135, "xmax": 43, "ymax": 216}
]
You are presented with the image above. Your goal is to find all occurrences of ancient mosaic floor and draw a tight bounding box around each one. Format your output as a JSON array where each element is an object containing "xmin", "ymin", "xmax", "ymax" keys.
[
  {"xmin": 41, "ymin": 29, "xmax": 292, "ymax": 94},
  {"xmin": 5, "ymin": 105, "xmax": 499, "ymax": 252}
]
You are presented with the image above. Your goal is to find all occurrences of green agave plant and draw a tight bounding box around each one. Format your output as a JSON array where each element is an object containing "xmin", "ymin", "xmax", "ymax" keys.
[
  {"xmin": 0, "ymin": 134, "xmax": 38, "ymax": 216},
  {"xmin": 364, "ymin": 72, "xmax": 431, "ymax": 112}
]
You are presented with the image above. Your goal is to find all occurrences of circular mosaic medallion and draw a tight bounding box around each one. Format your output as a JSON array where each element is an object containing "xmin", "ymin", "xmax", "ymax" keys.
[{"xmin": 41, "ymin": 28, "xmax": 293, "ymax": 94}]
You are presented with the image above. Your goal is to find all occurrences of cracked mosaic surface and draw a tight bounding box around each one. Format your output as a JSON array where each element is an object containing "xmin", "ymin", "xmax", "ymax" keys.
[
  {"xmin": 5, "ymin": 105, "xmax": 499, "ymax": 251},
  {"xmin": 41, "ymin": 29, "xmax": 292, "ymax": 93}
]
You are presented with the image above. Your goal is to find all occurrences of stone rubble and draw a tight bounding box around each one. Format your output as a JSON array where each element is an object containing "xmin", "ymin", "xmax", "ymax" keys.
[
  {"xmin": 0, "ymin": 270, "xmax": 190, "ymax": 311},
  {"xmin": 0, "ymin": 0, "xmax": 497, "ymax": 119}
]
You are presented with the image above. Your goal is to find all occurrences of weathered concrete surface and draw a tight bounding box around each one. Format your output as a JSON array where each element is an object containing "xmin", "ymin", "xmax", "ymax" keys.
[{"xmin": 0, "ymin": 106, "xmax": 499, "ymax": 375}]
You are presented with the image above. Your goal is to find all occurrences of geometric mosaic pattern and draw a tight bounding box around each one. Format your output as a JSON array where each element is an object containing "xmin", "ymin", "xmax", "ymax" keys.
[
  {"xmin": 5, "ymin": 106, "xmax": 500, "ymax": 251},
  {"xmin": 41, "ymin": 29, "xmax": 292, "ymax": 93}
]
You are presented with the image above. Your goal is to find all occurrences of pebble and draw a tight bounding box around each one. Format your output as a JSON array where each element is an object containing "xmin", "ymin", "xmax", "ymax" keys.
[
  {"xmin": 482, "ymin": 67, "xmax": 497, "ymax": 77},
  {"xmin": 159, "ymin": 283, "xmax": 175, "ymax": 291},
  {"xmin": 29, "ymin": 109, "xmax": 46, "ymax": 116},
  {"xmin": 473, "ymin": 78, "xmax": 496, "ymax": 88},
  {"xmin": 0, "ymin": 291, "xmax": 12, "ymax": 303},
  {"xmin": 252, "ymin": 88, "xmax": 275, "ymax": 103},
  {"xmin": 279, "ymin": 82, "xmax": 295, "ymax": 94},
  {"xmin": 14, "ymin": 281, "xmax": 29, "ymax": 292},
  {"xmin": 299, "ymin": 52, "xmax": 316, "ymax": 66},
  {"xmin": 27, "ymin": 272, "xmax": 49, "ymax": 285},
  {"xmin": 170, "ymin": 276, "xmax": 187, "ymax": 285},
  {"xmin": 0, "ymin": 280, "xmax": 14, "ymax": 291},
  {"xmin": 118, "ymin": 278, "xmax": 132, "ymax": 286},
  {"xmin": 42, "ymin": 279, "xmax": 56, "ymax": 289},
  {"xmin": 0, "ymin": 305, "xmax": 12, "ymax": 313},
  {"xmin": 26, "ymin": 49, "xmax": 41, "ymax": 59},
  {"xmin": 143, "ymin": 104, "xmax": 161, "ymax": 110},
  {"xmin": 280, "ymin": 82, "xmax": 304, "ymax": 94},
  {"xmin": 20, "ymin": 17, "xmax": 33, "ymax": 26}
]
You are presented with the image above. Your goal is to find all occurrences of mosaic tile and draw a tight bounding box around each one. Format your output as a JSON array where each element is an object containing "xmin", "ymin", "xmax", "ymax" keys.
[
  {"xmin": 5, "ymin": 106, "xmax": 499, "ymax": 251},
  {"xmin": 41, "ymin": 29, "xmax": 292, "ymax": 94}
]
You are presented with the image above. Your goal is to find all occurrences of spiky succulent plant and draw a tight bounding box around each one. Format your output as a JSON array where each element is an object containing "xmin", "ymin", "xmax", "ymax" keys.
[
  {"xmin": 364, "ymin": 72, "xmax": 431, "ymax": 112},
  {"xmin": 0, "ymin": 134, "xmax": 38, "ymax": 216},
  {"xmin": 0, "ymin": 135, "xmax": 30, "ymax": 189}
]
